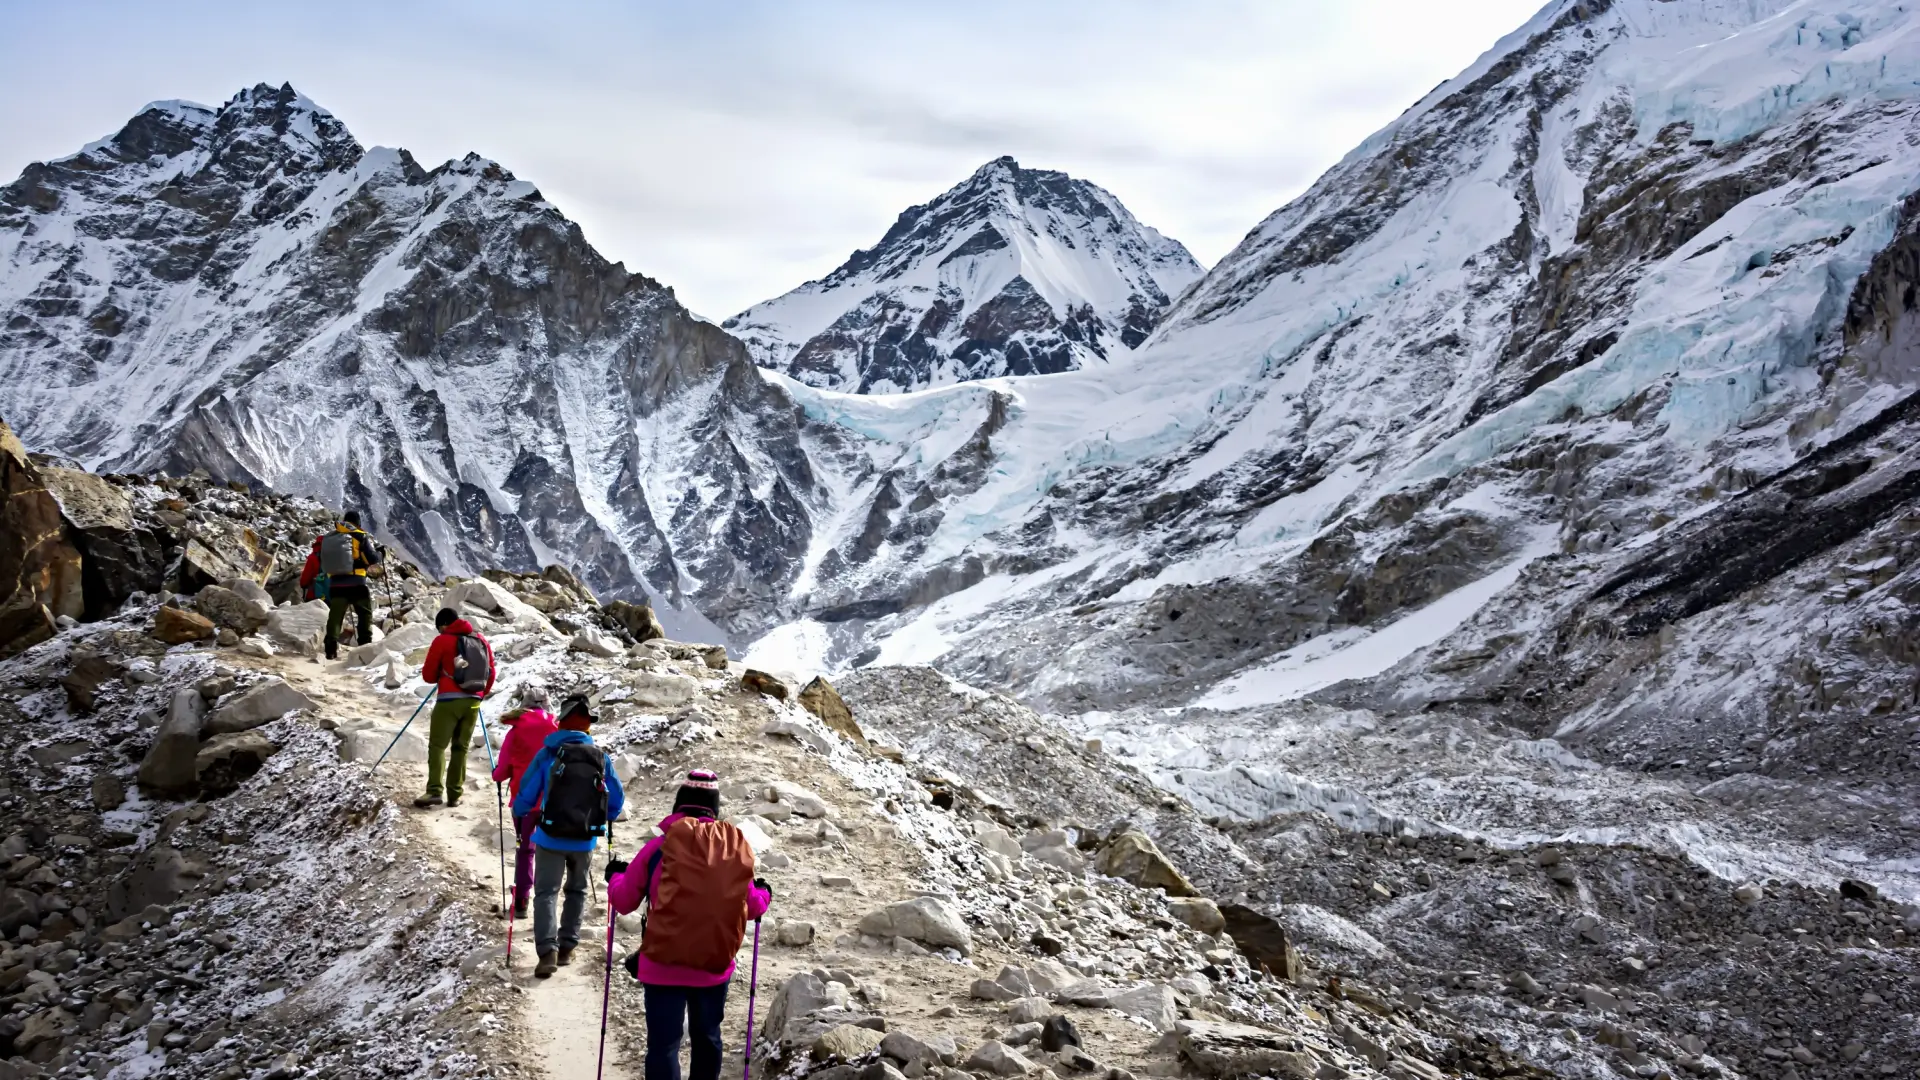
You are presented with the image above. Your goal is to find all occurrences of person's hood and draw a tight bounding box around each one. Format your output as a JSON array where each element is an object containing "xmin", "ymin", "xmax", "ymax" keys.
[
  {"xmin": 542, "ymin": 729, "xmax": 595, "ymax": 749},
  {"xmin": 507, "ymin": 708, "xmax": 555, "ymax": 728},
  {"xmin": 439, "ymin": 619, "xmax": 475, "ymax": 636}
]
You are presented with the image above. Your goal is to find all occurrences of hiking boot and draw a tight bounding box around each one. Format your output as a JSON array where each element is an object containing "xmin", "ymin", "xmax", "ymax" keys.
[
  {"xmin": 412, "ymin": 793, "xmax": 443, "ymax": 809},
  {"xmin": 557, "ymin": 947, "xmax": 575, "ymax": 966},
  {"xmin": 445, "ymin": 795, "xmax": 461, "ymax": 808},
  {"xmin": 535, "ymin": 952, "xmax": 557, "ymax": 978},
  {"xmin": 512, "ymin": 903, "xmax": 528, "ymax": 920}
]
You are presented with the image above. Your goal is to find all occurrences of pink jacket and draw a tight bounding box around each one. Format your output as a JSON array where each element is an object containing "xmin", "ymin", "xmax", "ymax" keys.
[
  {"xmin": 609, "ymin": 813, "xmax": 771, "ymax": 987},
  {"xmin": 489, "ymin": 709, "xmax": 557, "ymax": 803}
]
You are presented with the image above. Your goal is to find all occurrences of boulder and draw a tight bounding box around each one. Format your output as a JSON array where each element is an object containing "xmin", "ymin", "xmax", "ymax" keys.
[
  {"xmin": 1007, "ymin": 997, "xmax": 1051, "ymax": 1025},
  {"xmin": 264, "ymin": 600, "xmax": 330, "ymax": 657},
  {"xmin": 970, "ymin": 978, "xmax": 1019, "ymax": 1002},
  {"xmin": 1095, "ymin": 828, "xmax": 1196, "ymax": 896},
  {"xmin": 193, "ymin": 584, "xmax": 271, "ymax": 634},
  {"xmin": 1108, "ymin": 984, "xmax": 1178, "ymax": 1032},
  {"xmin": 178, "ymin": 521, "xmax": 274, "ymax": 593},
  {"xmin": 964, "ymin": 1041, "xmax": 1033, "ymax": 1077},
  {"xmin": 798, "ymin": 676, "xmax": 866, "ymax": 745},
  {"xmin": 444, "ymin": 578, "xmax": 558, "ymax": 636},
  {"xmin": 42, "ymin": 465, "xmax": 164, "ymax": 619},
  {"xmin": 195, "ymin": 732, "xmax": 280, "ymax": 795},
  {"xmin": 774, "ymin": 920, "xmax": 816, "ymax": 947},
  {"xmin": 763, "ymin": 718, "xmax": 834, "ymax": 754},
  {"xmin": 768, "ymin": 780, "xmax": 831, "ymax": 818},
  {"xmin": 206, "ymin": 678, "xmax": 317, "ymax": 735},
  {"xmin": 218, "ymin": 576, "xmax": 275, "ymax": 607},
  {"xmin": 14, "ymin": 1006, "xmax": 76, "ymax": 1053},
  {"xmin": 628, "ymin": 672, "xmax": 699, "ymax": 708},
  {"xmin": 1168, "ymin": 897, "xmax": 1226, "ymax": 935},
  {"xmin": 605, "ymin": 599, "xmax": 666, "ymax": 643},
  {"xmin": 570, "ymin": 627, "xmax": 624, "ymax": 658},
  {"xmin": 762, "ymin": 972, "xmax": 852, "ymax": 1051},
  {"xmin": 137, "ymin": 689, "xmax": 208, "ymax": 793},
  {"xmin": 1218, "ymin": 904, "xmax": 1300, "ymax": 981},
  {"xmin": 1177, "ymin": 1020, "xmax": 1317, "ymax": 1079},
  {"xmin": 104, "ymin": 845, "xmax": 195, "ymax": 918},
  {"xmin": 60, "ymin": 650, "xmax": 122, "ymax": 713},
  {"xmin": 813, "ymin": 1024, "xmax": 886, "ymax": 1064},
  {"xmin": 347, "ymin": 622, "xmax": 436, "ymax": 666},
  {"xmin": 857, "ymin": 897, "xmax": 970, "ymax": 954},
  {"xmin": 1040, "ymin": 1015, "xmax": 1082, "ymax": 1053},
  {"xmin": 703, "ymin": 645, "xmax": 729, "ymax": 670},
  {"xmin": 880, "ymin": 1031, "xmax": 957, "ymax": 1068},
  {"xmin": 152, "ymin": 605, "xmax": 215, "ymax": 645},
  {"xmin": 91, "ymin": 770, "xmax": 126, "ymax": 811},
  {"xmin": 0, "ymin": 887, "xmax": 39, "ymax": 935},
  {"xmin": 0, "ymin": 422, "xmax": 84, "ymax": 657},
  {"xmin": 742, "ymin": 669, "xmax": 792, "ymax": 700}
]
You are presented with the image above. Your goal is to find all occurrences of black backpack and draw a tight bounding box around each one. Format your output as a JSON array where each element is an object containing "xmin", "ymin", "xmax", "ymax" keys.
[
  {"xmin": 539, "ymin": 742, "xmax": 609, "ymax": 841},
  {"xmin": 450, "ymin": 633, "xmax": 492, "ymax": 694}
]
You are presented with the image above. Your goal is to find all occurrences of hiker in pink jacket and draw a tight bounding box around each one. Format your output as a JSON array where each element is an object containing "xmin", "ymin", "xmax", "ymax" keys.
[
  {"xmin": 490, "ymin": 685, "xmax": 557, "ymax": 919},
  {"xmin": 605, "ymin": 770, "xmax": 771, "ymax": 1080}
]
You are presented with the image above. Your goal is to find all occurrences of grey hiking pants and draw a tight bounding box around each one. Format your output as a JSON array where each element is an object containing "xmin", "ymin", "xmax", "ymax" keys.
[{"xmin": 533, "ymin": 844, "xmax": 592, "ymax": 956}]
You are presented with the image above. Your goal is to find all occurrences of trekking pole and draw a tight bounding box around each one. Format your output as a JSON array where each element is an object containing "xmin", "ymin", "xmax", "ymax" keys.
[
  {"xmin": 495, "ymin": 782, "xmax": 509, "ymax": 919},
  {"xmin": 596, "ymin": 819, "xmax": 618, "ymax": 1080},
  {"xmin": 370, "ymin": 686, "xmax": 436, "ymax": 776},
  {"xmin": 742, "ymin": 918, "xmax": 763, "ymax": 1080}
]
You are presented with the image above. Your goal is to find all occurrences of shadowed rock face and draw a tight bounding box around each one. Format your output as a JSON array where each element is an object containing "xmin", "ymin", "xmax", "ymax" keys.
[
  {"xmin": 0, "ymin": 421, "xmax": 83, "ymax": 656},
  {"xmin": 0, "ymin": 84, "xmax": 837, "ymax": 636}
]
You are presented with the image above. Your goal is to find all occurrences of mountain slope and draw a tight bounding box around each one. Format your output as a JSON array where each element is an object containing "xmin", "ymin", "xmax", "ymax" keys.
[
  {"xmin": 724, "ymin": 157, "xmax": 1203, "ymax": 393},
  {"xmin": 746, "ymin": 0, "xmax": 1920, "ymax": 776},
  {"xmin": 0, "ymin": 84, "xmax": 837, "ymax": 630}
]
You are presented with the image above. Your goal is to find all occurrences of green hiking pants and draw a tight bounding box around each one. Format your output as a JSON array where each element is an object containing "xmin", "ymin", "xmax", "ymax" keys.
[
  {"xmin": 425, "ymin": 698, "xmax": 481, "ymax": 799},
  {"xmin": 324, "ymin": 589, "xmax": 374, "ymax": 657}
]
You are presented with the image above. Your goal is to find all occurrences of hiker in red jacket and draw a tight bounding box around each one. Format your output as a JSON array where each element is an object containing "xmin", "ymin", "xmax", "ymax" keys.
[
  {"xmin": 416, "ymin": 607, "xmax": 495, "ymax": 809},
  {"xmin": 490, "ymin": 684, "xmax": 557, "ymax": 920},
  {"xmin": 605, "ymin": 770, "xmax": 770, "ymax": 1080}
]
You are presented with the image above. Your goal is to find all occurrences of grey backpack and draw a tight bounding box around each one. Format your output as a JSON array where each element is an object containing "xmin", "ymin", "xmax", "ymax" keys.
[{"xmin": 318, "ymin": 531, "xmax": 358, "ymax": 577}]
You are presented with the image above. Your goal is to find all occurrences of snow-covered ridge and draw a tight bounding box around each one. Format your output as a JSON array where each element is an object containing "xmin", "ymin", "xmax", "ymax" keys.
[{"xmin": 725, "ymin": 156, "xmax": 1204, "ymax": 393}]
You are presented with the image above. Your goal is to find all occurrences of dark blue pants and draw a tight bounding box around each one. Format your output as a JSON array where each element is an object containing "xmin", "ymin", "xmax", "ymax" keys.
[{"xmin": 643, "ymin": 981, "xmax": 730, "ymax": 1080}]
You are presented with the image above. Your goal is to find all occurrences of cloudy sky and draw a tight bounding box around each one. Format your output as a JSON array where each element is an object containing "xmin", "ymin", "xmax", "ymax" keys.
[{"xmin": 0, "ymin": 0, "xmax": 1547, "ymax": 318}]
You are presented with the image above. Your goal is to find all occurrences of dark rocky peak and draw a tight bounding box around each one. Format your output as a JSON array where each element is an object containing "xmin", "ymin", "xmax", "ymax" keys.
[
  {"xmin": 95, "ymin": 100, "xmax": 216, "ymax": 164},
  {"xmin": 198, "ymin": 82, "xmax": 362, "ymax": 182}
]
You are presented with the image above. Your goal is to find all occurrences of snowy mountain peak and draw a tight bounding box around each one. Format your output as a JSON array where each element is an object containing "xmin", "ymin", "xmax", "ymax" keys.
[{"xmin": 725, "ymin": 156, "xmax": 1203, "ymax": 393}]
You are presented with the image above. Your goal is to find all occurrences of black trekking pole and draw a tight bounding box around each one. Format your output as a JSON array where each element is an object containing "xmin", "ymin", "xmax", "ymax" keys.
[{"xmin": 596, "ymin": 817, "xmax": 617, "ymax": 1080}]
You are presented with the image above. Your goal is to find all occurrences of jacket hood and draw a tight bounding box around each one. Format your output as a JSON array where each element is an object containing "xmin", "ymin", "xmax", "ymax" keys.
[
  {"xmin": 543, "ymin": 729, "xmax": 595, "ymax": 749},
  {"xmin": 440, "ymin": 619, "xmax": 476, "ymax": 636},
  {"xmin": 507, "ymin": 708, "xmax": 555, "ymax": 728}
]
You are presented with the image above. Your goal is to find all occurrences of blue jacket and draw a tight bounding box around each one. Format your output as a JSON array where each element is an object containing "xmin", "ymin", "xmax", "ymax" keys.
[{"xmin": 511, "ymin": 730, "xmax": 625, "ymax": 852}]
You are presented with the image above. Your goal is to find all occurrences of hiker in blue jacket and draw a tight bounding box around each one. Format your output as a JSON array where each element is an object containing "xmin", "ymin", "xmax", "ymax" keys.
[{"xmin": 511, "ymin": 695, "xmax": 626, "ymax": 978}]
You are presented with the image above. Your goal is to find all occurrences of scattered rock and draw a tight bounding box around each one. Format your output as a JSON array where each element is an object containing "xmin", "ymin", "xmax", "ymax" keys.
[
  {"xmin": 798, "ymin": 676, "xmax": 866, "ymax": 745},
  {"xmin": 1167, "ymin": 897, "xmax": 1225, "ymax": 935},
  {"xmin": 1177, "ymin": 1020, "xmax": 1316, "ymax": 1079},
  {"xmin": 264, "ymin": 601, "xmax": 330, "ymax": 657},
  {"xmin": 604, "ymin": 599, "xmax": 666, "ymax": 643},
  {"xmin": 1094, "ymin": 828, "xmax": 1196, "ymax": 896},
  {"xmin": 192, "ymin": 584, "xmax": 271, "ymax": 634},
  {"xmin": 152, "ymin": 605, "xmax": 216, "ymax": 645},
  {"xmin": 60, "ymin": 650, "xmax": 122, "ymax": 712},
  {"xmin": 764, "ymin": 718, "xmax": 834, "ymax": 754},
  {"xmin": 857, "ymin": 897, "xmax": 971, "ymax": 954},
  {"xmin": 91, "ymin": 770, "xmax": 126, "ymax": 811},
  {"xmin": 703, "ymin": 645, "xmax": 729, "ymax": 670},
  {"xmin": 137, "ymin": 688, "xmax": 208, "ymax": 792},
  {"xmin": 570, "ymin": 626, "xmax": 624, "ymax": 658},
  {"xmin": 1007, "ymin": 997, "xmax": 1051, "ymax": 1025},
  {"xmin": 1040, "ymin": 1015, "xmax": 1082, "ymax": 1053},
  {"xmin": 813, "ymin": 1024, "xmax": 887, "ymax": 1064},
  {"xmin": 1734, "ymin": 882, "xmax": 1765, "ymax": 904},
  {"xmin": 1838, "ymin": 878, "xmax": 1878, "ymax": 903},
  {"xmin": 972, "ymin": 979, "xmax": 1019, "ymax": 1002},
  {"xmin": 965, "ymin": 1041, "xmax": 1034, "ymax": 1076},
  {"xmin": 195, "ymin": 732, "xmax": 280, "ymax": 794},
  {"xmin": 1217, "ymin": 904, "xmax": 1301, "ymax": 982},
  {"xmin": 775, "ymin": 921, "xmax": 816, "ymax": 947},
  {"xmin": 1108, "ymin": 984, "xmax": 1178, "ymax": 1032},
  {"xmin": 627, "ymin": 672, "xmax": 699, "ymax": 708},
  {"xmin": 205, "ymin": 678, "xmax": 317, "ymax": 735}
]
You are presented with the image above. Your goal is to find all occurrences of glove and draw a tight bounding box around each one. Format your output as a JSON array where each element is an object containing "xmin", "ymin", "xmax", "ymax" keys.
[
  {"xmin": 753, "ymin": 877, "xmax": 772, "ymax": 900},
  {"xmin": 604, "ymin": 859, "xmax": 630, "ymax": 883}
]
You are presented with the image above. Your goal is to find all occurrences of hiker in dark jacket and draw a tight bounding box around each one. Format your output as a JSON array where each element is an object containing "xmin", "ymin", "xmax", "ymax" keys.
[
  {"xmin": 304, "ymin": 510, "xmax": 382, "ymax": 660},
  {"xmin": 415, "ymin": 607, "xmax": 495, "ymax": 809},
  {"xmin": 511, "ymin": 696, "xmax": 624, "ymax": 978}
]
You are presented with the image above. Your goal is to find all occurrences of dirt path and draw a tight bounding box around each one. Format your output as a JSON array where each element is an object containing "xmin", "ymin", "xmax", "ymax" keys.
[{"xmin": 248, "ymin": 647, "xmax": 1172, "ymax": 1080}]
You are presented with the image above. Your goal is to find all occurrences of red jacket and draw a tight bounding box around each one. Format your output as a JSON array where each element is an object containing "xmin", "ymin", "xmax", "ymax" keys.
[
  {"xmin": 421, "ymin": 620, "xmax": 495, "ymax": 700},
  {"xmin": 490, "ymin": 708, "xmax": 557, "ymax": 802}
]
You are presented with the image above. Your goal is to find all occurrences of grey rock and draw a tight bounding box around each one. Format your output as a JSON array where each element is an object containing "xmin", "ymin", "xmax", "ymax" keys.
[
  {"xmin": 1166, "ymin": 897, "xmax": 1225, "ymax": 935},
  {"xmin": 1177, "ymin": 1020, "xmax": 1316, "ymax": 1079},
  {"xmin": 1108, "ymin": 984, "xmax": 1178, "ymax": 1032},
  {"xmin": 1007, "ymin": 996, "xmax": 1052, "ymax": 1025},
  {"xmin": 264, "ymin": 601, "xmax": 330, "ymax": 657},
  {"xmin": 965, "ymin": 1041, "xmax": 1034, "ymax": 1077},
  {"xmin": 137, "ymin": 688, "xmax": 208, "ymax": 792},
  {"xmin": 857, "ymin": 896, "xmax": 970, "ymax": 954},
  {"xmin": 192, "ymin": 584, "xmax": 270, "ymax": 634},
  {"xmin": 205, "ymin": 678, "xmax": 317, "ymax": 735}
]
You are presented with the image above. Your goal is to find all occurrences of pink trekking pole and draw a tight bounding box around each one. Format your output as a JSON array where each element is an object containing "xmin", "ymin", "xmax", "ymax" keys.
[
  {"xmin": 742, "ymin": 919, "xmax": 762, "ymax": 1080},
  {"xmin": 597, "ymin": 820, "xmax": 618, "ymax": 1080}
]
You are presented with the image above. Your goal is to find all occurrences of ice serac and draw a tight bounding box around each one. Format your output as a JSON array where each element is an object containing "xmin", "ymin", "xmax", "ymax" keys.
[
  {"xmin": 0, "ymin": 83, "xmax": 834, "ymax": 632},
  {"xmin": 725, "ymin": 156, "xmax": 1203, "ymax": 393},
  {"xmin": 750, "ymin": 0, "xmax": 1920, "ymax": 772}
]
